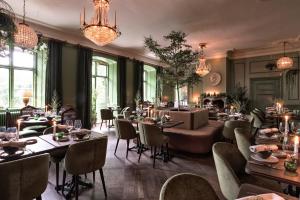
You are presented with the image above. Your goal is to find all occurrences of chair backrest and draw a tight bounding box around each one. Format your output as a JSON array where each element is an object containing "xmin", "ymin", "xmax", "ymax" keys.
[
  {"xmin": 212, "ymin": 142, "xmax": 246, "ymax": 200},
  {"xmin": 59, "ymin": 105, "xmax": 74, "ymax": 115},
  {"xmin": 43, "ymin": 126, "xmax": 67, "ymax": 135},
  {"xmin": 250, "ymin": 111, "xmax": 263, "ymax": 128},
  {"xmin": 159, "ymin": 173, "xmax": 219, "ymax": 200},
  {"xmin": 0, "ymin": 153, "xmax": 49, "ymax": 200},
  {"xmin": 120, "ymin": 107, "xmax": 130, "ymax": 114},
  {"xmin": 20, "ymin": 105, "xmax": 37, "ymax": 116},
  {"xmin": 114, "ymin": 119, "xmax": 137, "ymax": 140},
  {"xmin": 61, "ymin": 108, "xmax": 77, "ymax": 125},
  {"xmin": 5, "ymin": 110, "xmax": 21, "ymax": 128},
  {"xmin": 100, "ymin": 109, "xmax": 114, "ymax": 120},
  {"xmin": 138, "ymin": 123, "xmax": 147, "ymax": 145},
  {"xmin": 222, "ymin": 120, "xmax": 250, "ymax": 141},
  {"xmin": 142, "ymin": 123, "xmax": 165, "ymax": 147},
  {"xmin": 234, "ymin": 128, "xmax": 252, "ymax": 160},
  {"xmin": 65, "ymin": 136, "xmax": 108, "ymax": 175}
]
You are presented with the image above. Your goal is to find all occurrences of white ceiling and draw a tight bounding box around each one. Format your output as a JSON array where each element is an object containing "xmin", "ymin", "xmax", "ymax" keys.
[{"xmin": 5, "ymin": 0, "xmax": 300, "ymax": 59}]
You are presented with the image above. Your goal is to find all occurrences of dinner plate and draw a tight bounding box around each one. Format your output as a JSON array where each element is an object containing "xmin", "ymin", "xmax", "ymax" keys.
[
  {"xmin": 258, "ymin": 134, "xmax": 278, "ymax": 139},
  {"xmin": 251, "ymin": 154, "xmax": 279, "ymax": 164},
  {"xmin": 73, "ymin": 135, "xmax": 90, "ymax": 142},
  {"xmin": 0, "ymin": 150, "xmax": 24, "ymax": 159}
]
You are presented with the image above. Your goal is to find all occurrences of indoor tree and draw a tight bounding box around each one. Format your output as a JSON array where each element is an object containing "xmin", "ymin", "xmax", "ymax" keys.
[{"xmin": 145, "ymin": 31, "xmax": 200, "ymax": 110}]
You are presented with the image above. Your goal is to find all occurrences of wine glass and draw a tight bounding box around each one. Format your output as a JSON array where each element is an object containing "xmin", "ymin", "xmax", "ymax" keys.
[
  {"xmin": 66, "ymin": 120, "xmax": 74, "ymax": 133},
  {"xmin": 74, "ymin": 120, "xmax": 82, "ymax": 131},
  {"xmin": 6, "ymin": 127, "xmax": 17, "ymax": 141}
]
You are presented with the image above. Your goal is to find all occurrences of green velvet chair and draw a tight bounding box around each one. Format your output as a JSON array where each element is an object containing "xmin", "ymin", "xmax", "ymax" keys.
[
  {"xmin": 0, "ymin": 153, "xmax": 49, "ymax": 200},
  {"xmin": 234, "ymin": 127, "xmax": 252, "ymax": 160},
  {"xmin": 63, "ymin": 136, "xmax": 108, "ymax": 200},
  {"xmin": 159, "ymin": 173, "xmax": 219, "ymax": 200},
  {"xmin": 213, "ymin": 142, "xmax": 281, "ymax": 200},
  {"xmin": 251, "ymin": 111, "xmax": 274, "ymax": 131},
  {"xmin": 222, "ymin": 120, "xmax": 250, "ymax": 143}
]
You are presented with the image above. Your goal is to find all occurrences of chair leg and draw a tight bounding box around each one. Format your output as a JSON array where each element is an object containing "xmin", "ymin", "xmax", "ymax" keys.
[
  {"xmin": 62, "ymin": 170, "xmax": 66, "ymax": 195},
  {"xmin": 151, "ymin": 146, "xmax": 153, "ymax": 156},
  {"xmin": 166, "ymin": 143, "xmax": 170, "ymax": 160},
  {"xmin": 55, "ymin": 162, "xmax": 59, "ymax": 191},
  {"xmin": 138, "ymin": 144, "xmax": 143, "ymax": 162},
  {"xmin": 93, "ymin": 171, "xmax": 95, "ymax": 183},
  {"xmin": 36, "ymin": 196, "xmax": 42, "ymax": 200},
  {"xmin": 114, "ymin": 138, "xmax": 120, "ymax": 155},
  {"xmin": 126, "ymin": 139, "xmax": 129, "ymax": 158},
  {"xmin": 153, "ymin": 147, "xmax": 157, "ymax": 168},
  {"xmin": 75, "ymin": 175, "xmax": 79, "ymax": 200},
  {"xmin": 99, "ymin": 168, "xmax": 107, "ymax": 197},
  {"xmin": 100, "ymin": 120, "xmax": 103, "ymax": 130}
]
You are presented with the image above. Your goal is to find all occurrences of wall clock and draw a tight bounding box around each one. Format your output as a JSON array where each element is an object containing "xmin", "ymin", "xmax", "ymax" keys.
[{"xmin": 209, "ymin": 72, "xmax": 221, "ymax": 86}]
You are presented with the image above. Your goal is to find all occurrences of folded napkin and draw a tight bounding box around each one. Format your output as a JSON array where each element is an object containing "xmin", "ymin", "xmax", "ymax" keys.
[
  {"xmin": 249, "ymin": 145, "xmax": 278, "ymax": 153},
  {"xmin": 259, "ymin": 128, "xmax": 279, "ymax": 134},
  {"xmin": 236, "ymin": 193, "xmax": 284, "ymax": 200},
  {"xmin": 0, "ymin": 139, "xmax": 37, "ymax": 148}
]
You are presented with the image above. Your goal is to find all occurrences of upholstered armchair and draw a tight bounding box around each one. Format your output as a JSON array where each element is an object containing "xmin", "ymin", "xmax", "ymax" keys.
[
  {"xmin": 20, "ymin": 105, "xmax": 37, "ymax": 116},
  {"xmin": 0, "ymin": 153, "xmax": 49, "ymax": 200},
  {"xmin": 100, "ymin": 109, "xmax": 115, "ymax": 129},
  {"xmin": 251, "ymin": 111, "xmax": 274, "ymax": 130},
  {"xmin": 138, "ymin": 123, "xmax": 169, "ymax": 168},
  {"xmin": 213, "ymin": 142, "xmax": 281, "ymax": 200},
  {"xmin": 63, "ymin": 136, "xmax": 108, "ymax": 199},
  {"xmin": 222, "ymin": 120, "xmax": 250, "ymax": 143},
  {"xmin": 114, "ymin": 119, "xmax": 138, "ymax": 158},
  {"xmin": 159, "ymin": 173, "xmax": 219, "ymax": 200},
  {"xmin": 234, "ymin": 128, "xmax": 252, "ymax": 160},
  {"xmin": 117, "ymin": 107, "xmax": 130, "ymax": 119}
]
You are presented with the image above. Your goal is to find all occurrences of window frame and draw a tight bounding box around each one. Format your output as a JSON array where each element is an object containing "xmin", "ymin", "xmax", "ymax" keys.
[{"xmin": 92, "ymin": 59, "xmax": 109, "ymax": 105}]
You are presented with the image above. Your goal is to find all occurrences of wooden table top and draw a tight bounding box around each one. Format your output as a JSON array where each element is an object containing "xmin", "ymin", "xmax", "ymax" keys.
[
  {"xmin": 237, "ymin": 183, "xmax": 297, "ymax": 200},
  {"xmin": 246, "ymin": 156, "xmax": 300, "ymax": 187}
]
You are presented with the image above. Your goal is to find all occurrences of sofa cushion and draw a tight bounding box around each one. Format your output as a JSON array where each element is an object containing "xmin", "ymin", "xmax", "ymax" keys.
[
  {"xmin": 168, "ymin": 111, "xmax": 193, "ymax": 130},
  {"xmin": 193, "ymin": 110, "xmax": 209, "ymax": 129}
]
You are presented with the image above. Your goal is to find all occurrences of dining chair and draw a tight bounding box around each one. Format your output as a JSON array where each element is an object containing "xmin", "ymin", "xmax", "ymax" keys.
[
  {"xmin": 59, "ymin": 104, "xmax": 74, "ymax": 115},
  {"xmin": 138, "ymin": 122, "xmax": 169, "ymax": 168},
  {"xmin": 117, "ymin": 106, "xmax": 130, "ymax": 119},
  {"xmin": 234, "ymin": 127, "xmax": 252, "ymax": 160},
  {"xmin": 62, "ymin": 136, "xmax": 108, "ymax": 200},
  {"xmin": 251, "ymin": 111, "xmax": 274, "ymax": 130},
  {"xmin": 43, "ymin": 126, "xmax": 67, "ymax": 191},
  {"xmin": 61, "ymin": 108, "xmax": 77, "ymax": 125},
  {"xmin": 114, "ymin": 119, "xmax": 138, "ymax": 158},
  {"xmin": 0, "ymin": 153, "xmax": 49, "ymax": 200},
  {"xmin": 222, "ymin": 120, "xmax": 250, "ymax": 143},
  {"xmin": 159, "ymin": 173, "xmax": 219, "ymax": 200},
  {"xmin": 20, "ymin": 105, "xmax": 37, "ymax": 116},
  {"xmin": 100, "ymin": 109, "xmax": 115, "ymax": 129},
  {"xmin": 213, "ymin": 142, "xmax": 281, "ymax": 200}
]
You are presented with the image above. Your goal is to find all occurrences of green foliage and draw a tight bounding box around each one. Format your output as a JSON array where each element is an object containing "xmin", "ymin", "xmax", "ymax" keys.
[
  {"xmin": 91, "ymin": 90, "xmax": 98, "ymax": 126},
  {"xmin": 51, "ymin": 90, "xmax": 61, "ymax": 113},
  {"xmin": 227, "ymin": 84, "xmax": 251, "ymax": 114},
  {"xmin": 0, "ymin": 12, "xmax": 16, "ymax": 45},
  {"xmin": 145, "ymin": 31, "xmax": 201, "ymax": 108}
]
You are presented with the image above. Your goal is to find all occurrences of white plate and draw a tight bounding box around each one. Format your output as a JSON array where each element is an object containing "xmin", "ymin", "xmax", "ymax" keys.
[
  {"xmin": 251, "ymin": 154, "xmax": 279, "ymax": 164},
  {"xmin": 258, "ymin": 134, "xmax": 278, "ymax": 139}
]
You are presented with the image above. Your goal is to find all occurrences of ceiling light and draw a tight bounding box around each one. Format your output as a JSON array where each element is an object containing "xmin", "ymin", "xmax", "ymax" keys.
[
  {"xmin": 80, "ymin": 0, "xmax": 121, "ymax": 46},
  {"xmin": 277, "ymin": 41, "xmax": 293, "ymax": 70},
  {"xmin": 14, "ymin": 0, "xmax": 38, "ymax": 49},
  {"xmin": 195, "ymin": 43, "xmax": 211, "ymax": 77}
]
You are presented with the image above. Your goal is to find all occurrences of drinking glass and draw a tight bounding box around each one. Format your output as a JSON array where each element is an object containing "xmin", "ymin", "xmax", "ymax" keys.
[
  {"xmin": 74, "ymin": 120, "xmax": 82, "ymax": 131},
  {"xmin": 6, "ymin": 127, "xmax": 17, "ymax": 141},
  {"xmin": 66, "ymin": 120, "xmax": 74, "ymax": 132},
  {"xmin": 291, "ymin": 121, "xmax": 296, "ymax": 133},
  {"xmin": 0, "ymin": 126, "xmax": 6, "ymax": 132}
]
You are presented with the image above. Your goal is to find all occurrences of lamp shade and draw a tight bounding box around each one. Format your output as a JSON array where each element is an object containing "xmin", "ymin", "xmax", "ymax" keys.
[
  {"xmin": 277, "ymin": 56, "xmax": 293, "ymax": 70},
  {"xmin": 23, "ymin": 90, "xmax": 32, "ymax": 98},
  {"xmin": 14, "ymin": 22, "xmax": 38, "ymax": 49}
]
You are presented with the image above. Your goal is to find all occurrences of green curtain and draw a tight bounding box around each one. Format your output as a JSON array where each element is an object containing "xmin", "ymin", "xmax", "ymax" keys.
[
  {"xmin": 117, "ymin": 56, "xmax": 127, "ymax": 108},
  {"xmin": 156, "ymin": 66, "xmax": 162, "ymax": 101},
  {"xmin": 45, "ymin": 40, "xmax": 63, "ymax": 105},
  {"xmin": 76, "ymin": 46, "xmax": 92, "ymax": 129},
  {"xmin": 133, "ymin": 59, "xmax": 144, "ymax": 103}
]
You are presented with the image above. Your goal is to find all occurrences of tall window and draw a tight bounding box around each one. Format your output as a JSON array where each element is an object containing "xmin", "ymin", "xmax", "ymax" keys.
[
  {"xmin": 175, "ymin": 85, "xmax": 188, "ymax": 106},
  {"xmin": 0, "ymin": 46, "xmax": 46, "ymax": 109},
  {"xmin": 143, "ymin": 65, "xmax": 156, "ymax": 102}
]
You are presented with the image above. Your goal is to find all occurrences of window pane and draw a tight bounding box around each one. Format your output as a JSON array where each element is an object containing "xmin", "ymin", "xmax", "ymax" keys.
[
  {"xmin": 13, "ymin": 47, "xmax": 34, "ymax": 68},
  {"xmin": 92, "ymin": 62, "xmax": 96, "ymax": 75},
  {"xmin": 13, "ymin": 70, "xmax": 33, "ymax": 107},
  {"xmin": 97, "ymin": 64, "xmax": 107, "ymax": 76},
  {"xmin": 96, "ymin": 77, "xmax": 108, "ymax": 107},
  {"xmin": 0, "ymin": 46, "xmax": 9, "ymax": 66},
  {"xmin": 0, "ymin": 68, "xmax": 9, "ymax": 108}
]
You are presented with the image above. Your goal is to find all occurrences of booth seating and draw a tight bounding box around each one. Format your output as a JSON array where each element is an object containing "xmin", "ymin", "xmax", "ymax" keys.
[{"xmin": 164, "ymin": 110, "xmax": 224, "ymax": 154}]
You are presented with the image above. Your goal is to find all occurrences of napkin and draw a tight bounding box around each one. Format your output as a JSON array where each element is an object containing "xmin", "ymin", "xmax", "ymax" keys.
[
  {"xmin": 236, "ymin": 193, "xmax": 284, "ymax": 200},
  {"xmin": 249, "ymin": 145, "xmax": 278, "ymax": 153},
  {"xmin": 259, "ymin": 128, "xmax": 279, "ymax": 134}
]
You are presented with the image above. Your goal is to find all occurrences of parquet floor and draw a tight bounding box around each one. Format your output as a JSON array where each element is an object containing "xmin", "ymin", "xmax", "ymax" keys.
[{"xmin": 43, "ymin": 125, "xmax": 225, "ymax": 200}]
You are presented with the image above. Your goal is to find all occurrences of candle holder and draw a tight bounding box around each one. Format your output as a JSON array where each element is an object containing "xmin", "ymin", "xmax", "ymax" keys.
[{"xmin": 284, "ymin": 155, "xmax": 298, "ymax": 173}]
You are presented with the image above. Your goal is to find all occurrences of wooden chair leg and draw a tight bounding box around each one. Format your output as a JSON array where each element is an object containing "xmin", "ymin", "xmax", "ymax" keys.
[
  {"xmin": 166, "ymin": 143, "xmax": 170, "ymax": 160},
  {"xmin": 55, "ymin": 162, "xmax": 59, "ymax": 191},
  {"xmin": 153, "ymin": 147, "xmax": 157, "ymax": 168},
  {"xmin": 62, "ymin": 170, "xmax": 66, "ymax": 195},
  {"xmin": 138, "ymin": 144, "xmax": 143, "ymax": 162},
  {"xmin": 93, "ymin": 171, "xmax": 95, "ymax": 183},
  {"xmin": 75, "ymin": 175, "xmax": 79, "ymax": 200},
  {"xmin": 99, "ymin": 168, "xmax": 107, "ymax": 197},
  {"xmin": 126, "ymin": 139, "xmax": 129, "ymax": 158},
  {"xmin": 114, "ymin": 138, "xmax": 119, "ymax": 155},
  {"xmin": 100, "ymin": 120, "xmax": 103, "ymax": 130}
]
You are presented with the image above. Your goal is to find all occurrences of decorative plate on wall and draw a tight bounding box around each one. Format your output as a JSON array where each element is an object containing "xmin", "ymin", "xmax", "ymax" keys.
[{"xmin": 209, "ymin": 72, "xmax": 222, "ymax": 86}]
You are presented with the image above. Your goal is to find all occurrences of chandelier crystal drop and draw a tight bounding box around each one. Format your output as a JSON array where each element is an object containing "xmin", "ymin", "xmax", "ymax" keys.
[
  {"xmin": 80, "ymin": 0, "xmax": 121, "ymax": 46},
  {"xmin": 277, "ymin": 41, "xmax": 293, "ymax": 70},
  {"xmin": 14, "ymin": 0, "xmax": 38, "ymax": 49},
  {"xmin": 195, "ymin": 43, "xmax": 211, "ymax": 77}
]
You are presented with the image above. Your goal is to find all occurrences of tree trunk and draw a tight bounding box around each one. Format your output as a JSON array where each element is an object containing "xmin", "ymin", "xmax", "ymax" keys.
[{"xmin": 176, "ymin": 80, "xmax": 180, "ymax": 111}]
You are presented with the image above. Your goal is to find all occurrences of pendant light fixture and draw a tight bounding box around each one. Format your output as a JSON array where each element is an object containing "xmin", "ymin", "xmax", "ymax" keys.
[
  {"xmin": 80, "ymin": 0, "xmax": 121, "ymax": 46},
  {"xmin": 195, "ymin": 43, "xmax": 211, "ymax": 77},
  {"xmin": 277, "ymin": 41, "xmax": 293, "ymax": 70},
  {"xmin": 14, "ymin": 0, "xmax": 38, "ymax": 49}
]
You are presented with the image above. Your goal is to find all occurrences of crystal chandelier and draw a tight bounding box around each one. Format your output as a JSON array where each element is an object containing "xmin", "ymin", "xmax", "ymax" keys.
[
  {"xmin": 277, "ymin": 41, "xmax": 293, "ymax": 70},
  {"xmin": 80, "ymin": 0, "xmax": 121, "ymax": 46},
  {"xmin": 195, "ymin": 43, "xmax": 211, "ymax": 77},
  {"xmin": 14, "ymin": 0, "xmax": 38, "ymax": 49}
]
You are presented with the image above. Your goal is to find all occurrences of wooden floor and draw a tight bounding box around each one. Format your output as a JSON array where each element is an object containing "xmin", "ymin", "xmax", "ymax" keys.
[{"xmin": 43, "ymin": 125, "xmax": 224, "ymax": 200}]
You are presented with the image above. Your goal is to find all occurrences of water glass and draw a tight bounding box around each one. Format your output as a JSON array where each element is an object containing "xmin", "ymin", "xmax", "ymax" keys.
[
  {"xmin": 74, "ymin": 120, "xmax": 82, "ymax": 131},
  {"xmin": 0, "ymin": 126, "xmax": 6, "ymax": 132},
  {"xmin": 6, "ymin": 127, "xmax": 17, "ymax": 141}
]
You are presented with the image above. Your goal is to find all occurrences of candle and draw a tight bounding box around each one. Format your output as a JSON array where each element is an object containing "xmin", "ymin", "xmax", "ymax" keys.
[
  {"xmin": 294, "ymin": 136, "xmax": 299, "ymax": 159},
  {"xmin": 285, "ymin": 116, "xmax": 289, "ymax": 133},
  {"xmin": 53, "ymin": 120, "xmax": 57, "ymax": 135},
  {"xmin": 150, "ymin": 110, "xmax": 153, "ymax": 118},
  {"xmin": 17, "ymin": 119, "xmax": 21, "ymax": 140},
  {"xmin": 45, "ymin": 105, "xmax": 47, "ymax": 113}
]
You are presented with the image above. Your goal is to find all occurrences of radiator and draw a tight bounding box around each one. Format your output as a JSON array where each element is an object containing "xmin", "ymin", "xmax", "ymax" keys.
[{"xmin": 0, "ymin": 109, "xmax": 21, "ymax": 128}]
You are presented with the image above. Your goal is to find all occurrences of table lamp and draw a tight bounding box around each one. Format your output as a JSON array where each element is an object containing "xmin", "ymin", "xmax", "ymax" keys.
[{"xmin": 23, "ymin": 90, "xmax": 32, "ymax": 106}]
